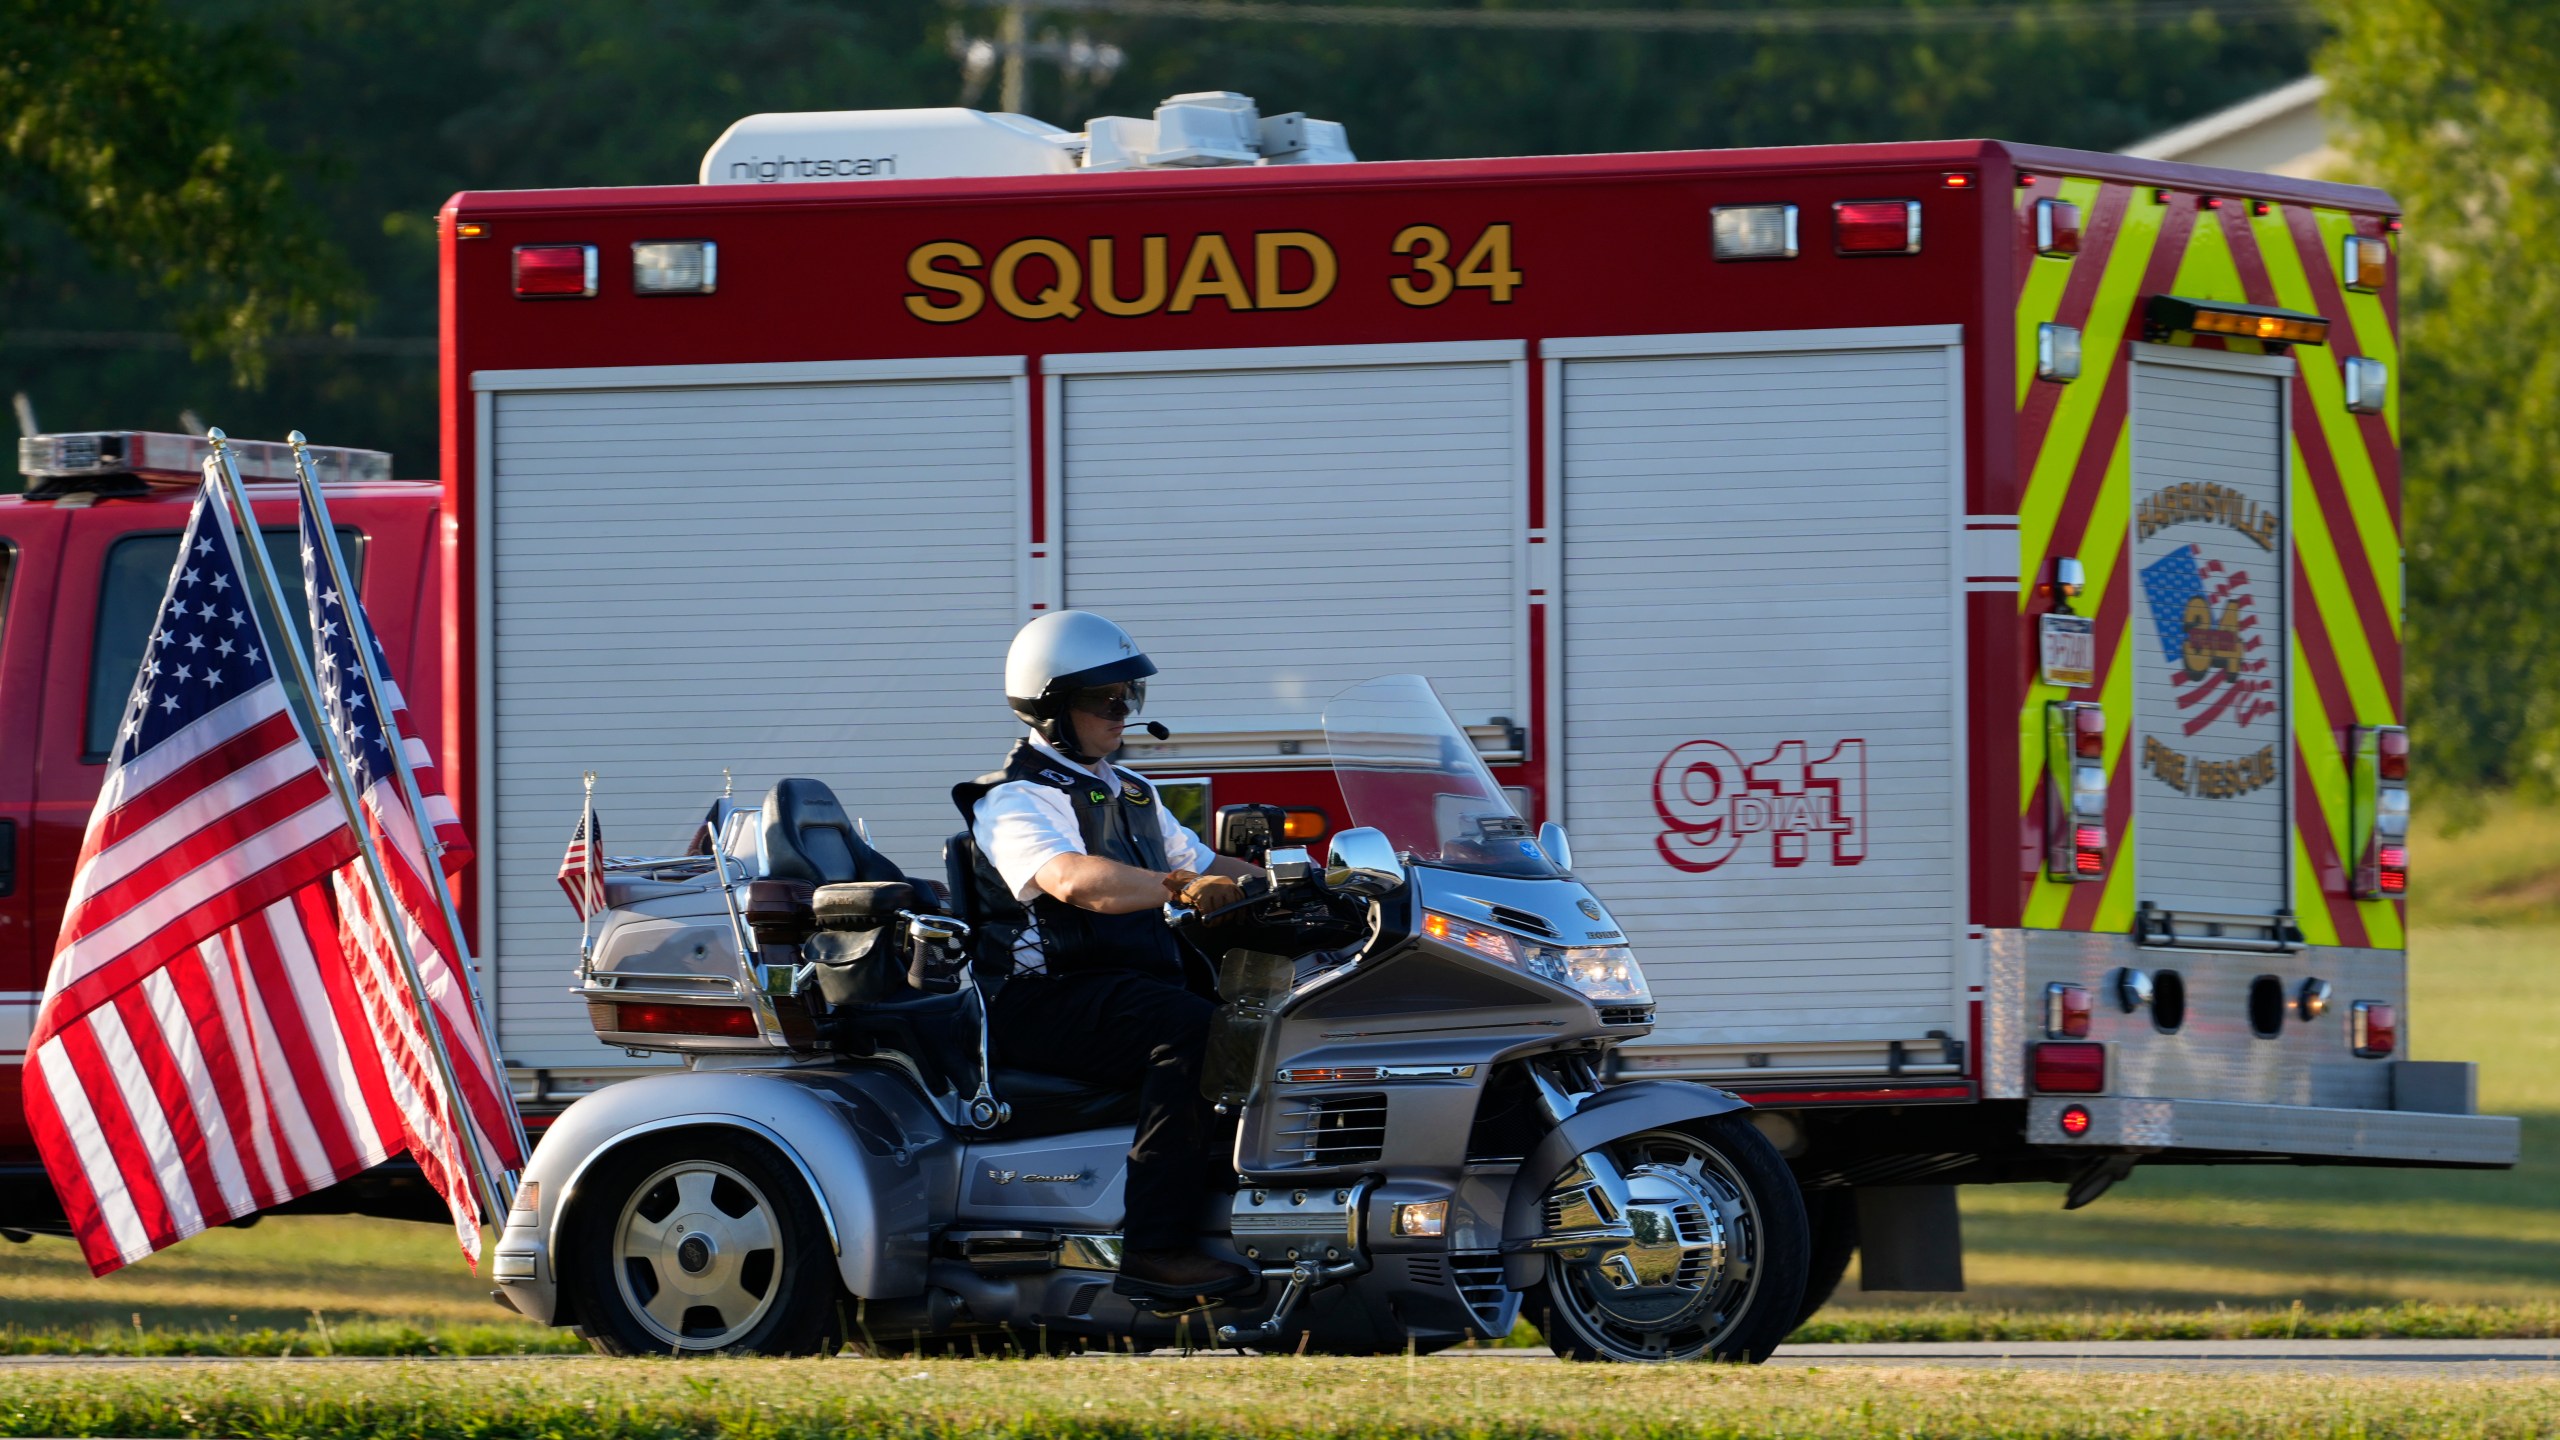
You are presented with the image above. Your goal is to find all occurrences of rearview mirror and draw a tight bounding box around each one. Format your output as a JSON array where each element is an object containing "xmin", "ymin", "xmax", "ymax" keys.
[
  {"xmin": 1324, "ymin": 826, "xmax": 1405, "ymax": 898},
  {"xmin": 1537, "ymin": 821, "xmax": 1573, "ymax": 871},
  {"xmin": 1214, "ymin": 803, "xmax": 1285, "ymax": 864}
]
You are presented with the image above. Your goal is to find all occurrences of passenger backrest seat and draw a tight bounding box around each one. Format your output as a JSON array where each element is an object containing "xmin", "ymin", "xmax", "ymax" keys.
[{"xmin": 762, "ymin": 778, "xmax": 905, "ymax": 886}]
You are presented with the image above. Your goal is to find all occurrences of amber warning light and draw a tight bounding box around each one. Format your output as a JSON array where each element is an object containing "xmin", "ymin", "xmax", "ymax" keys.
[{"xmin": 2147, "ymin": 295, "xmax": 2328, "ymax": 347}]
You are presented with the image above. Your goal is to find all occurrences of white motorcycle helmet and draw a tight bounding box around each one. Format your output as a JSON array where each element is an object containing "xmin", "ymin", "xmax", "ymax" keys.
[{"xmin": 1004, "ymin": 610, "xmax": 1159, "ymax": 759}]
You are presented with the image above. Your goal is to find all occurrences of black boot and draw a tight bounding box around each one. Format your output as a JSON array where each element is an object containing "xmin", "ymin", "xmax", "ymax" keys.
[{"xmin": 1113, "ymin": 1247, "xmax": 1258, "ymax": 1301}]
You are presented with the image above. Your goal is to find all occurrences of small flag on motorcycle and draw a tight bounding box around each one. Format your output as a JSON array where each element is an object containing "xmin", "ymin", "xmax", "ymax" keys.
[{"xmin": 558, "ymin": 803, "xmax": 605, "ymax": 920}]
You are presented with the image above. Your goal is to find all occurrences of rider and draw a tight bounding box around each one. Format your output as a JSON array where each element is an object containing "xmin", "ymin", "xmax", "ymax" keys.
[{"xmin": 955, "ymin": 611, "xmax": 1264, "ymax": 1301}]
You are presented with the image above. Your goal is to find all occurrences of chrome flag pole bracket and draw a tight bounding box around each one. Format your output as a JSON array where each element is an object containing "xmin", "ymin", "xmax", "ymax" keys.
[
  {"xmin": 289, "ymin": 431, "xmax": 533, "ymax": 1172},
  {"xmin": 205, "ymin": 432, "xmax": 509, "ymax": 1226}
]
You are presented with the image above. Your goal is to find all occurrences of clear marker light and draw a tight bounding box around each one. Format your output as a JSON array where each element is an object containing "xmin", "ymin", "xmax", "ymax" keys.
[
  {"xmin": 634, "ymin": 240, "xmax": 718, "ymax": 295},
  {"xmin": 1712, "ymin": 204, "xmax": 1799, "ymax": 261}
]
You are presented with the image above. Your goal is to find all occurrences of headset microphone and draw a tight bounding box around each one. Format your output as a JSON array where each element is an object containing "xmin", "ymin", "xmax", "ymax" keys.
[{"xmin": 1142, "ymin": 720, "xmax": 1171, "ymax": 741}]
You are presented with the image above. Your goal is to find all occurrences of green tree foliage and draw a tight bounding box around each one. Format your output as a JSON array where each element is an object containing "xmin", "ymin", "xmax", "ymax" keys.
[
  {"xmin": 0, "ymin": 0, "xmax": 360, "ymax": 383},
  {"xmin": 2323, "ymin": 0, "xmax": 2560, "ymax": 794}
]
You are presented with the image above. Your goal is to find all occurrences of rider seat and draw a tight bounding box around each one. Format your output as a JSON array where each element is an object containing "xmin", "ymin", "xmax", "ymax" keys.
[{"xmin": 939, "ymin": 830, "xmax": 1142, "ymax": 1136}]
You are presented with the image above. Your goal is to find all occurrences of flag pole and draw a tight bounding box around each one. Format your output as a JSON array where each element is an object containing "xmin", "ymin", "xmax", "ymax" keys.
[
  {"xmin": 204, "ymin": 432, "xmax": 509, "ymax": 1228},
  {"xmin": 289, "ymin": 432, "xmax": 532, "ymax": 1171},
  {"xmin": 577, "ymin": 770, "xmax": 598, "ymax": 962}
]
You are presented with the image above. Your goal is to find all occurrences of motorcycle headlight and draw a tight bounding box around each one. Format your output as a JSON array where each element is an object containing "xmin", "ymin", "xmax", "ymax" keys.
[
  {"xmin": 1528, "ymin": 942, "xmax": 1650, "ymax": 1003},
  {"xmin": 1423, "ymin": 912, "xmax": 1650, "ymax": 1003}
]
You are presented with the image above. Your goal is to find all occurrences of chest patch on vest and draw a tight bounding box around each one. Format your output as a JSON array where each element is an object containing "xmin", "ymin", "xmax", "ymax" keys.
[{"xmin": 1121, "ymin": 781, "xmax": 1151, "ymax": 806}]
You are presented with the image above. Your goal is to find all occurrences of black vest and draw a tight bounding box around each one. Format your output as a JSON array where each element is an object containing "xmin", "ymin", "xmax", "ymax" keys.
[{"xmin": 954, "ymin": 741, "xmax": 1184, "ymax": 984}]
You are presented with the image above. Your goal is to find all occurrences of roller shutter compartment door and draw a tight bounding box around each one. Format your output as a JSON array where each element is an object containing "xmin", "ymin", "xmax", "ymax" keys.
[
  {"xmin": 487, "ymin": 379, "xmax": 1021, "ymax": 1069},
  {"xmin": 1559, "ymin": 345, "xmax": 1962, "ymax": 1051},
  {"xmin": 1060, "ymin": 362, "xmax": 1521, "ymax": 738},
  {"xmin": 2127, "ymin": 360, "xmax": 2289, "ymax": 922}
]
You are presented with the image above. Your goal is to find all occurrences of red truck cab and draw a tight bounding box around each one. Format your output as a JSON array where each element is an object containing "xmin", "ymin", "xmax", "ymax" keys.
[{"xmin": 0, "ymin": 434, "xmax": 446, "ymax": 1225}]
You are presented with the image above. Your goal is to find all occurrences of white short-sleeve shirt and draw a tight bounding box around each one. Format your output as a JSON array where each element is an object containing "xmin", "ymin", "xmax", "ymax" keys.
[{"xmin": 971, "ymin": 736, "xmax": 1214, "ymax": 904}]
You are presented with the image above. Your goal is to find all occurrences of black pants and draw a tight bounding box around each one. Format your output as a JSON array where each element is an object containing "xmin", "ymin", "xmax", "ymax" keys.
[{"xmin": 988, "ymin": 969, "xmax": 1224, "ymax": 1252}]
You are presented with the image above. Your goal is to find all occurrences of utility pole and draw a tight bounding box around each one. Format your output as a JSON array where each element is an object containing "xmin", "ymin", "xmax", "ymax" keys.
[
  {"xmin": 950, "ymin": 0, "xmax": 1125, "ymax": 114},
  {"xmin": 1000, "ymin": 0, "xmax": 1029, "ymax": 116}
]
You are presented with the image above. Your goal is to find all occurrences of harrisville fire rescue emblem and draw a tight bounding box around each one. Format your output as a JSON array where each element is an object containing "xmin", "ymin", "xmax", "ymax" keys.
[{"xmin": 2136, "ymin": 515, "xmax": 2281, "ymax": 801}]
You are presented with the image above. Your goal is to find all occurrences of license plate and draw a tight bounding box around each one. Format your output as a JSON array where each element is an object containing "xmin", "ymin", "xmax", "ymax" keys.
[{"xmin": 2041, "ymin": 613, "xmax": 2095, "ymax": 689}]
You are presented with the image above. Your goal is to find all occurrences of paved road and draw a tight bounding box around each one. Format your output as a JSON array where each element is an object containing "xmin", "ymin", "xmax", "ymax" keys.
[
  {"xmin": 1532, "ymin": 1340, "xmax": 2560, "ymax": 1376},
  {"xmin": 6, "ymin": 1340, "xmax": 2558, "ymax": 1374}
]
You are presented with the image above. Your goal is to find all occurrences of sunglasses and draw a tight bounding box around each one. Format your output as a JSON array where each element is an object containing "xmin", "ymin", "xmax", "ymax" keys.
[{"xmin": 1066, "ymin": 680, "xmax": 1146, "ymax": 719}]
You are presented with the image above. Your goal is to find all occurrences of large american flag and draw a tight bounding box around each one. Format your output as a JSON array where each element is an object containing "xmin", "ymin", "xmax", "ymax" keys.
[
  {"xmin": 2139, "ymin": 541, "xmax": 2275, "ymax": 735},
  {"xmin": 302, "ymin": 501, "xmax": 524, "ymax": 1262},
  {"xmin": 25, "ymin": 479, "xmax": 383, "ymax": 1274}
]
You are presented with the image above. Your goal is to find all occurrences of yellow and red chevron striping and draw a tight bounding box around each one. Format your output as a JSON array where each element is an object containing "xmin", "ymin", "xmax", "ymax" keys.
[{"xmin": 2012, "ymin": 175, "xmax": 2404, "ymax": 947}]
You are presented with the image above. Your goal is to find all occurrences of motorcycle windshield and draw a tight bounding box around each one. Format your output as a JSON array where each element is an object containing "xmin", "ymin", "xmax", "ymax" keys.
[{"xmin": 1322, "ymin": 675, "xmax": 1558, "ymax": 878}]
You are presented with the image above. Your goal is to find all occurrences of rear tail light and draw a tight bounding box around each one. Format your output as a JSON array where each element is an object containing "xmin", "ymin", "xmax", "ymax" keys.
[
  {"xmin": 1711, "ymin": 204, "xmax": 1799, "ymax": 261},
  {"xmin": 2350, "ymin": 726, "xmax": 2410, "ymax": 899},
  {"xmin": 2045, "ymin": 982, "xmax": 2094, "ymax": 1038},
  {"xmin": 2350, "ymin": 1000, "xmax": 2396, "ymax": 1058},
  {"xmin": 2033, "ymin": 1042, "xmax": 2106, "ymax": 1094},
  {"xmin": 2377, "ymin": 848, "xmax": 2408, "ymax": 892},
  {"xmin": 2045, "ymin": 702, "xmax": 2108, "ymax": 882},
  {"xmin": 608, "ymin": 1002, "xmax": 758, "ymax": 1038},
  {"xmin": 1834, "ymin": 200, "xmax": 1921, "ymax": 255},
  {"xmin": 2034, "ymin": 198, "xmax": 2081, "ymax": 257},
  {"xmin": 2342, "ymin": 234, "xmax": 2389, "ymax": 292},
  {"xmin": 2058, "ymin": 1103, "xmax": 2093, "ymax": 1136},
  {"xmin": 514, "ymin": 244, "xmax": 597, "ymax": 299},
  {"xmin": 633, "ymin": 240, "xmax": 717, "ymax": 295}
]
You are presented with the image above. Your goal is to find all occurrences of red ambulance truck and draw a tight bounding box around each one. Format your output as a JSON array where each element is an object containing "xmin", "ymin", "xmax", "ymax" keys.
[{"xmin": 431, "ymin": 94, "xmax": 2518, "ymax": 1300}]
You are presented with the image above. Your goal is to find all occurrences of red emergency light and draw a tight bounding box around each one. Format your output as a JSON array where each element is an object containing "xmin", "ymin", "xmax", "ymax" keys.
[
  {"xmin": 2033, "ymin": 1042, "xmax": 2106, "ymax": 1094},
  {"xmin": 2058, "ymin": 1104, "xmax": 2093, "ymax": 1137},
  {"xmin": 514, "ymin": 244, "xmax": 598, "ymax": 299},
  {"xmin": 1834, "ymin": 200, "xmax": 1921, "ymax": 255}
]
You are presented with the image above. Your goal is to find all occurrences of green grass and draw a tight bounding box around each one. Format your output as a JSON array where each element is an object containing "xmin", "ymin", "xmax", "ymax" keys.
[
  {"xmin": 0, "ymin": 1212, "xmax": 540, "ymax": 1336},
  {"xmin": 4, "ymin": 803, "xmax": 2552, "ymax": 1357},
  {"xmin": 1, "ymin": 1359, "xmax": 2558, "ymax": 1440}
]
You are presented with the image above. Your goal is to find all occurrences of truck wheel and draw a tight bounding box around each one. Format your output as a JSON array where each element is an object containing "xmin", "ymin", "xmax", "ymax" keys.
[
  {"xmin": 562, "ymin": 1129, "xmax": 841, "ymax": 1356},
  {"xmin": 1527, "ymin": 1113, "xmax": 1808, "ymax": 1364},
  {"xmin": 1794, "ymin": 1187, "xmax": 1859, "ymax": 1325}
]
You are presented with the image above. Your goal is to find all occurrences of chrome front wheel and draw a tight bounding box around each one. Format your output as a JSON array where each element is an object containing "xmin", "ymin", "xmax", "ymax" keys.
[{"xmin": 1529, "ymin": 1114, "xmax": 1808, "ymax": 1363}]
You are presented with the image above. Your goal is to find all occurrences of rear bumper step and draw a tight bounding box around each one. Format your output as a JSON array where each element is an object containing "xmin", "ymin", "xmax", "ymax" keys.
[{"xmin": 2026, "ymin": 1096, "xmax": 2520, "ymax": 1167}]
